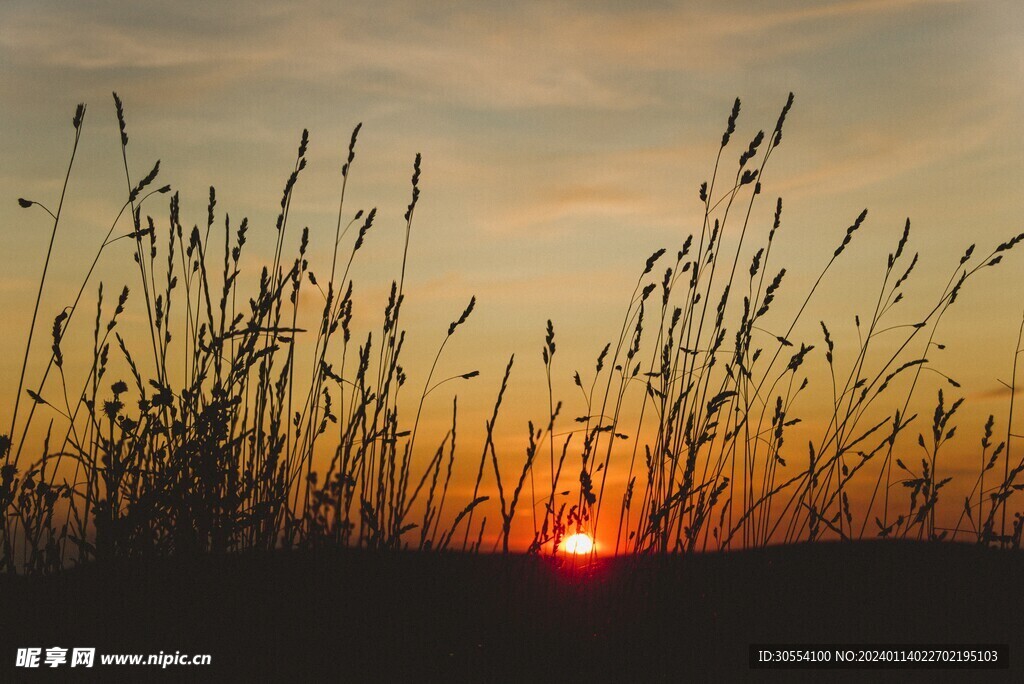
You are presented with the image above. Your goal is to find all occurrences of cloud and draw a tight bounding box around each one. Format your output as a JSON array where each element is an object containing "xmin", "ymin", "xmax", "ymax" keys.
[
  {"xmin": 0, "ymin": 6, "xmax": 249, "ymax": 71},
  {"xmin": 969, "ymin": 383, "xmax": 1023, "ymax": 403},
  {"xmin": 477, "ymin": 183, "xmax": 648, "ymax": 236},
  {"xmin": 774, "ymin": 105, "xmax": 1010, "ymax": 200},
  {"xmin": 0, "ymin": 0, "xmax": 975, "ymax": 112}
]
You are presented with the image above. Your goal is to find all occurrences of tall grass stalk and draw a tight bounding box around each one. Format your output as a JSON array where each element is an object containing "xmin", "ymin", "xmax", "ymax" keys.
[{"xmin": 2, "ymin": 94, "xmax": 1023, "ymax": 574}]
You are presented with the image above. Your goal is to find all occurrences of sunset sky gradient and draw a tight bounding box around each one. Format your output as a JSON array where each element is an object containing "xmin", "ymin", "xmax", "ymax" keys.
[{"xmin": 0, "ymin": 0, "xmax": 1022, "ymax": 548}]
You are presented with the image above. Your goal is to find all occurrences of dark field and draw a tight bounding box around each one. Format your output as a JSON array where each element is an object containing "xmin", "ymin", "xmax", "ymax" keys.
[{"xmin": 1, "ymin": 540, "xmax": 1021, "ymax": 681}]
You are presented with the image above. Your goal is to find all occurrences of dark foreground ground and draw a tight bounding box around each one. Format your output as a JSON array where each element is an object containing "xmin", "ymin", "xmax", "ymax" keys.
[{"xmin": 0, "ymin": 540, "xmax": 1021, "ymax": 682}]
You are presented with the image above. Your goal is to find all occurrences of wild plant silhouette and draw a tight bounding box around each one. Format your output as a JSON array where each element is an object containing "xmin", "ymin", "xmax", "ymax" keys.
[{"xmin": 3, "ymin": 92, "xmax": 1024, "ymax": 577}]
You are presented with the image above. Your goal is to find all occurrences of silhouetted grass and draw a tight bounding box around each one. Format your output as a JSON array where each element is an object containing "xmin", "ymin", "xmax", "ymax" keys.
[{"xmin": 2, "ymin": 93, "xmax": 1024, "ymax": 576}]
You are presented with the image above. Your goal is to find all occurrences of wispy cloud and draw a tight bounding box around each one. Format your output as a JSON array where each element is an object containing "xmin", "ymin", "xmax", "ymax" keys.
[{"xmin": 0, "ymin": 0, "xmax": 976, "ymax": 111}]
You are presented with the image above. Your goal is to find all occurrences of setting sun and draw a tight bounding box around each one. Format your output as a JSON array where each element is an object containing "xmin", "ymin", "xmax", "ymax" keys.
[{"xmin": 563, "ymin": 533, "xmax": 595, "ymax": 555}]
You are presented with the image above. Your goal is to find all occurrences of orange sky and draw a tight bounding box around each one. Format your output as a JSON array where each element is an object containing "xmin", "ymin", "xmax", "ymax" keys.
[{"xmin": 1, "ymin": 0, "xmax": 1023, "ymax": 552}]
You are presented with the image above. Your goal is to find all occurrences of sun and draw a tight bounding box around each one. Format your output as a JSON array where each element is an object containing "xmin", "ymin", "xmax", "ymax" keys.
[{"xmin": 562, "ymin": 532, "xmax": 594, "ymax": 555}]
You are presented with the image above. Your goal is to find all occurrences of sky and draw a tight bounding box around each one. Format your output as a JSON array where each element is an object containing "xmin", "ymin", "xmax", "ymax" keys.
[{"xmin": 0, "ymin": 0, "xmax": 1022, "ymax": 550}]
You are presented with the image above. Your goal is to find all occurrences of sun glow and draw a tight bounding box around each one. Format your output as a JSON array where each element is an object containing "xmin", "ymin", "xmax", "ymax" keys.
[{"xmin": 563, "ymin": 533, "xmax": 594, "ymax": 555}]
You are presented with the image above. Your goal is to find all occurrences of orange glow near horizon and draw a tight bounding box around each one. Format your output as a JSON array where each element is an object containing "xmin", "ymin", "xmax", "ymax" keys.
[{"xmin": 563, "ymin": 533, "xmax": 595, "ymax": 555}]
